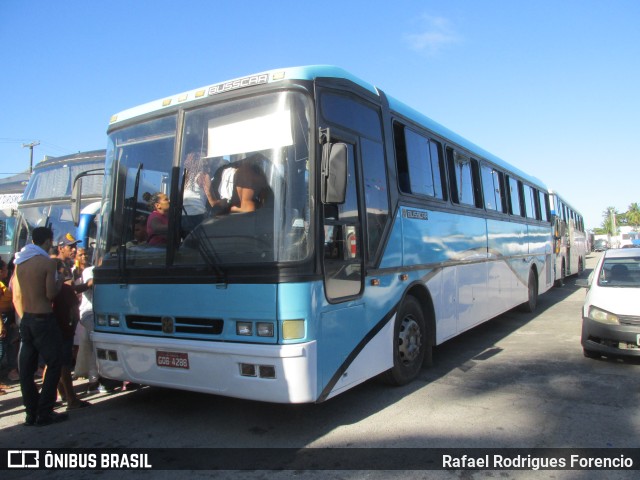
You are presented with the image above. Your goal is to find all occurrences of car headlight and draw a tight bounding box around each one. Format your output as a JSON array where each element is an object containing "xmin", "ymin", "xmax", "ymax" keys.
[{"xmin": 588, "ymin": 306, "xmax": 620, "ymax": 325}]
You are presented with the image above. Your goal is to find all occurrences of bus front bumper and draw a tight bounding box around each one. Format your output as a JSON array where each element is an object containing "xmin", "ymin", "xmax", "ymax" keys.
[{"xmin": 91, "ymin": 332, "xmax": 318, "ymax": 403}]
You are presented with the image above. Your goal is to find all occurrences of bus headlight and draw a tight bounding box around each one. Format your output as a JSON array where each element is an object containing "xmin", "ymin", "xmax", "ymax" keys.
[
  {"xmin": 97, "ymin": 314, "xmax": 120, "ymax": 327},
  {"xmin": 282, "ymin": 319, "xmax": 305, "ymax": 340},
  {"xmin": 236, "ymin": 322, "xmax": 252, "ymax": 336},
  {"xmin": 588, "ymin": 306, "xmax": 619, "ymax": 325},
  {"xmin": 257, "ymin": 322, "xmax": 274, "ymax": 337}
]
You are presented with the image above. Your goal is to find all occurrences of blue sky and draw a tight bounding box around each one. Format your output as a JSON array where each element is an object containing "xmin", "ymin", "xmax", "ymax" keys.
[{"xmin": 1, "ymin": 0, "xmax": 638, "ymax": 229}]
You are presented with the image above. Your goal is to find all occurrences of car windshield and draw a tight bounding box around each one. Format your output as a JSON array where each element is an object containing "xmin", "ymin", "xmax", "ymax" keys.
[
  {"xmin": 598, "ymin": 256, "xmax": 640, "ymax": 287},
  {"xmin": 98, "ymin": 91, "xmax": 312, "ymax": 270}
]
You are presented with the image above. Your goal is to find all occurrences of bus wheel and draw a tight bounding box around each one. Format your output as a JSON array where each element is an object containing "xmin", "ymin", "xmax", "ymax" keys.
[
  {"xmin": 382, "ymin": 296, "xmax": 427, "ymax": 386},
  {"xmin": 578, "ymin": 257, "xmax": 584, "ymax": 275},
  {"xmin": 519, "ymin": 269, "xmax": 538, "ymax": 313},
  {"xmin": 554, "ymin": 261, "xmax": 565, "ymax": 287}
]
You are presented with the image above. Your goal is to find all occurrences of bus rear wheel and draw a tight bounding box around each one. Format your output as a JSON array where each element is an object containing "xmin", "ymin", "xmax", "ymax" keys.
[
  {"xmin": 554, "ymin": 261, "xmax": 566, "ymax": 287},
  {"xmin": 382, "ymin": 296, "xmax": 427, "ymax": 386},
  {"xmin": 578, "ymin": 257, "xmax": 584, "ymax": 275},
  {"xmin": 519, "ymin": 269, "xmax": 538, "ymax": 313}
]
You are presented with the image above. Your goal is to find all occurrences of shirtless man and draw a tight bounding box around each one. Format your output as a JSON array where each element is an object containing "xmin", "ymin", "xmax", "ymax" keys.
[{"xmin": 12, "ymin": 226, "xmax": 66, "ymax": 426}]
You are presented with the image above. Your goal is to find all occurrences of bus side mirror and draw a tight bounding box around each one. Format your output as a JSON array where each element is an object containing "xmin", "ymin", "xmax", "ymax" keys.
[
  {"xmin": 71, "ymin": 176, "xmax": 83, "ymax": 226},
  {"xmin": 71, "ymin": 168, "xmax": 104, "ymax": 226},
  {"xmin": 321, "ymin": 143, "xmax": 348, "ymax": 204}
]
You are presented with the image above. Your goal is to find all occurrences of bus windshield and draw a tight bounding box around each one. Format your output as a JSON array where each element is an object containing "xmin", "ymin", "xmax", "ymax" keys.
[
  {"xmin": 19, "ymin": 204, "xmax": 74, "ymax": 238},
  {"xmin": 16, "ymin": 155, "xmax": 104, "ymax": 251},
  {"xmin": 22, "ymin": 161, "xmax": 103, "ymax": 202},
  {"xmin": 99, "ymin": 91, "xmax": 312, "ymax": 271}
]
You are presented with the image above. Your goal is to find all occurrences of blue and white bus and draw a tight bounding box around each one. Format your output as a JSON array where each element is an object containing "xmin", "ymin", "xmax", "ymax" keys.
[
  {"xmin": 90, "ymin": 66, "xmax": 553, "ymax": 403},
  {"xmin": 549, "ymin": 191, "xmax": 587, "ymax": 286},
  {"xmin": 14, "ymin": 150, "xmax": 105, "ymax": 255}
]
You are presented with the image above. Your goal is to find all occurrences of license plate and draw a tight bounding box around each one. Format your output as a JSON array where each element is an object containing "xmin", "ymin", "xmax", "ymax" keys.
[
  {"xmin": 156, "ymin": 351, "xmax": 189, "ymax": 369},
  {"xmin": 637, "ymin": 334, "xmax": 640, "ymax": 347}
]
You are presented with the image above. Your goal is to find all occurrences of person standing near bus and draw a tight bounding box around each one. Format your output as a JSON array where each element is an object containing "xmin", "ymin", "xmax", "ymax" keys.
[
  {"xmin": 50, "ymin": 257, "xmax": 91, "ymax": 411},
  {"xmin": 73, "ymin": 246, "xmax": 89, "ymax": 285},
  {"xmin": 0, "ymin": 258, "xmax": 17, "ymax": 393},
  {"xmin": 12, "ymin": 226, "xmax": 67, "ymax": 426},
  {"xmin": 56, "ymin": 233, "xmax": 79, "ymax": 275}
]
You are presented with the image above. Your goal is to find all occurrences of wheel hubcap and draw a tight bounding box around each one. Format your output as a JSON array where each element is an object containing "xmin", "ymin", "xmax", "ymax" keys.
[{"xmin": 398, "ymin": 316, "xmax": 422, "ymax": 364}]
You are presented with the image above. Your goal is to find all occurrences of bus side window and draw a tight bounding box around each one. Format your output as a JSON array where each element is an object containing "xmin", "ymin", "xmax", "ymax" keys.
[
  {"xmin": 539, "ymin": 191, "xmax": 550, "ymax": 222},
  {"xmin": 393, "ymin": 123, "xmax": 445, "ymax": 201},
  {"xmin": 447, "ymin": 148, "xmax": 480, "ymax": 208},
  {"xmin": 480, "ymin": 164, "xmax": 503, "ymax": 212},
  {"xmin": 497, "ymin": 171, "xmax": 508, "ymax": 213},
  {"xmin": 407, "ymin": 129, "xmax": 432, "ymax": 196},
  {"xmin": 522, "ymin": 184, "xmax": 536, "ymax": 219},
  {"xmin": 430, "ymin": 139, "xmax": 445, "ymax": 200},
  {"xmin": 507, "ymin": 176, "xmax": 522, "ymax": 217},
  {"xmin": 393, "ymin": 122, "xmax": 410, "ymax": 193}
]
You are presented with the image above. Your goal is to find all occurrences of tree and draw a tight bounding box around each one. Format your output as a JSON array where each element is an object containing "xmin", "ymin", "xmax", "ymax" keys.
[
  {"xmin": 601, "ymin": 207, "xmax": 619, "ymax": 235},
  {"xmin": 626, "ymin": 202, "xmax": 640, "ymax": 229}
]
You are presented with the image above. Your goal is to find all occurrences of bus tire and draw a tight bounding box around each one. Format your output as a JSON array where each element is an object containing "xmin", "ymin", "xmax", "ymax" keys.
[
  {"xmin": 578, "ymin": 257, "xmax": 584, "ymax": 275},
  {"xmin": 382, "ymin": 296, "xmax": 427, "ymax": 386},
  {"xmin": 519, "ymin": 269, "xmax": 538, "ymax": 313},
  {"xmin": 554, "ymin": 261, "xmax": 565, "ymax": 287}
]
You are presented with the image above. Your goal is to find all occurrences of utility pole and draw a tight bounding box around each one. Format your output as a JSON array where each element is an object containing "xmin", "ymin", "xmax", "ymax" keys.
[{"xmin": 22, "ymin": 140, "xmax": 40, "ymax": 173}]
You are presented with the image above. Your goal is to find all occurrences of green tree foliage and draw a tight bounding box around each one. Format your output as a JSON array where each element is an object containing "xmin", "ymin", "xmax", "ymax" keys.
[
  {"xmin": 601, "ymin": 206, "xmax": 619, "ymax": 235},
  {"xmin": 599, "ymin": 203, "xmax": 640, "ymax": 233},
  {"xmin": 626, "ymin": 202, "xmax": 640, "ymax": 228}
]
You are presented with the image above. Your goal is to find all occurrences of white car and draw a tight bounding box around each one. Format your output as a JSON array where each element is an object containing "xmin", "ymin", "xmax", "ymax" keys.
[{"xmin": 580, "ymin": 247, "xmax": 640, "ymax": 359}]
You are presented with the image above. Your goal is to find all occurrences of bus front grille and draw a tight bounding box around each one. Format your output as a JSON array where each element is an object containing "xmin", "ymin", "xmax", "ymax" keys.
[{"xmin": 126, "ymin": 315, "xmax": 224, "ymax": 335}]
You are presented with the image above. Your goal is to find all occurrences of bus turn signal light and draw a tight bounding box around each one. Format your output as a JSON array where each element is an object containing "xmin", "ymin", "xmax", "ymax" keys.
[{"xmin": 282, "ymin": 320, "xmax": 305, "ymax": 340}]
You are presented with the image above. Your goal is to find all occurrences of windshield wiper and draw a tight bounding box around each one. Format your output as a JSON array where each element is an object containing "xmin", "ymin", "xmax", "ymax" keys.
[
  {"xmin": 130, "ymin": 163, "xmax": 143, "ymax": 241},
  {"xmin": 119, "ymin": 163, "xmax": 143, "ymax": 280}
]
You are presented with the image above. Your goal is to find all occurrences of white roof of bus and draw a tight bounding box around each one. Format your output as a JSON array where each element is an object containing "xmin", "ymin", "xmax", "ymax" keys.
[
  {"xmin": 109, "ymin": 66, "xmax": 375, "ymax": 126},
  {"xmin": 548, "ymin": 189, "xmax": 584, "ymax": 216}
]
